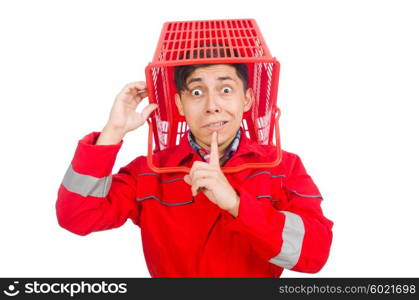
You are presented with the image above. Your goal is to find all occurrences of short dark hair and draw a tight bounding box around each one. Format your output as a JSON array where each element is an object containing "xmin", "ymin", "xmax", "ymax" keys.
[
  {"xmin": 173, "ymin": 45, "xmax": 248, "ymax": 93},
  {"xmin": 174, "ymin": 63, "xmax": 249, "ymax": 93}
]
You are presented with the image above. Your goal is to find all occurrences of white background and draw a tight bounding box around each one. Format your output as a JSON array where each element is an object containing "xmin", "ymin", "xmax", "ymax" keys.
[{"xmin": 1, "ymin": 0, "xmax": 418, "ymax": 277}]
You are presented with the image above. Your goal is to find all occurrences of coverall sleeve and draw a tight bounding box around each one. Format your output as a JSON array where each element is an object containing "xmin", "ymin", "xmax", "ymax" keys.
[
  {"xmin": 55, "ymin": 132, "xmax": 140, "ymax": 236},
  {"xmin": 224, "ymin": 154, "xmax": 333, "ymax": 273}
]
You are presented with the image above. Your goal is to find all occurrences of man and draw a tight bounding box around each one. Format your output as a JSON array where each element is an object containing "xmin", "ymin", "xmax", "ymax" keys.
[{"xmin": 56, "ymin": 63, "xmax": 333, "ymax": 277}]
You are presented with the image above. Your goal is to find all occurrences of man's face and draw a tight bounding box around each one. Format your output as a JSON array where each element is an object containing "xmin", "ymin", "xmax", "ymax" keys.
[{"xmin": 175, "ymin": 64, "xmax": 253, "ymax": 156}]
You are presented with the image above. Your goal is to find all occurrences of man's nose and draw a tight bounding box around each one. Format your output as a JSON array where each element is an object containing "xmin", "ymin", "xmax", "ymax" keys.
[{"xmin": 205, "ymin": 92, "xmax": 221, "ymax": 113}]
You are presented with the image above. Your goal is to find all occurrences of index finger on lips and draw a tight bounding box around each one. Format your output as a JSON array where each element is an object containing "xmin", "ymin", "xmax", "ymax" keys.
[{"xmin": 209, "ymin": 131, "xmax": 220, "ymax": 167}]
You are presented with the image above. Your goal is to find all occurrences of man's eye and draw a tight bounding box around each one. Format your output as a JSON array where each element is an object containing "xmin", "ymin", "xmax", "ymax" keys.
[
  {"xmin": 222, "ymin": 87, "xmax": 232, "ymax": 94},
  {"xmin": 191, "ymin": 89, "xmax": 203, "ymax": 96}
]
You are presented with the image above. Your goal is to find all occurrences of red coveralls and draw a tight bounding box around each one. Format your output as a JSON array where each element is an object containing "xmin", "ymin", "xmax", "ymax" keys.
[{"xmin": 56, "ymin": 127, "xmax": 333, "ymax": 277}]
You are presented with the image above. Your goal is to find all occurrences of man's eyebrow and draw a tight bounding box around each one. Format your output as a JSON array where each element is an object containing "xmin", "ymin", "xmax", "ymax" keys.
[
  {"xmin": 218, "ymin": 76, "xmax": 235, "ymax": 81},
  {"xmin": 186, "ymin": 77, "xmax": 202, "ymax": 85},
  {"xmin": 186, "ymin": 76, "xmax": 236, "ymax": 88}
]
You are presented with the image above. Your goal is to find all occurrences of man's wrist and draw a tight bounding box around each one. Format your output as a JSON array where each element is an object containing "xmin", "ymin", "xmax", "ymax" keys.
[
  {"xmin": 228, "ymin": 193, "xmax": 240, "ymax": 218},
  {"xmin": 96, "ymin": 124, "xmax": 126, "ymax": 145}
]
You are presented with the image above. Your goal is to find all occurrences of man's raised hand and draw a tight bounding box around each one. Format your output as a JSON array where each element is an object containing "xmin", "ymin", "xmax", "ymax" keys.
[
  {"xmin": 96, "ymin": 81, "xmax": 158, "ymax": 145},
  {"xmin": 184, "ymin": 131, "xmax": 240, "ymax": 217}
]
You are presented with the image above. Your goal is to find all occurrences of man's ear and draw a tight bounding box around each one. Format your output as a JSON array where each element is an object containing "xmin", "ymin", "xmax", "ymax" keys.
[
  {"xmin": 174, "ymin": 93, "xmax": 185, "ymax": 116},
  {"xmin": 243, "ymin": 88, "xmax": 254, "ymax": 112}
]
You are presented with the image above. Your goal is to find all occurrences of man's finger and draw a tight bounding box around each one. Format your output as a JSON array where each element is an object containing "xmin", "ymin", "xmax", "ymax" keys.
[
  {"xmin": 192, "ymin": 178, "xmax": 210, "ymax": 197},
  {"xmin": 184, "ymin": 174, "xmax": 192, "ymax": 185},
  {"xmin": 140, "ymin": 103, "xmax": 158, "ymax": 119},
  {"xmin": 209, "ymin": 131, "xmax": 220, "ymax": 167}
]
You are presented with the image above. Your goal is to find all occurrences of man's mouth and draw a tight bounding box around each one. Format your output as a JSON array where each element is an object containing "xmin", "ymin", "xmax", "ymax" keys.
[{"xmin": 203, "ymin": 120, "xmax": 229, "ymax": 129}]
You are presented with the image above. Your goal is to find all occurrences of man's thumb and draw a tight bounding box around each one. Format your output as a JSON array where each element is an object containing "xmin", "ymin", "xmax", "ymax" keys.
[{"xmin": 141, "ymin": 103, "xmax": 158, "ymax": 119}]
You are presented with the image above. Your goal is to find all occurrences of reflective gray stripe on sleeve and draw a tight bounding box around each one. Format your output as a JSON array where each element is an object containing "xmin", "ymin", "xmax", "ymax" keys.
[
  {"xmin": 269, "ymin": 211, "xmax": 305, "ymax": 269},
  {"xmin": 61, "ymin": 164, "xmax": 112, "ymax": 198}
]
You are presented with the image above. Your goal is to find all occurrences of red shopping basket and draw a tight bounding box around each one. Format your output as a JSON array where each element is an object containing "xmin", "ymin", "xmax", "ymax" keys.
[{"xmin": 145, "ymin": 19, "xmax": 282, "ymax": 173}]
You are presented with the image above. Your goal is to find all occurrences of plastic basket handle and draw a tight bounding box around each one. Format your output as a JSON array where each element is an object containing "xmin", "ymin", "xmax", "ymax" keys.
[{"xmin": 146, "ymin": 108, "xmax": 282, "ymax": 174}]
